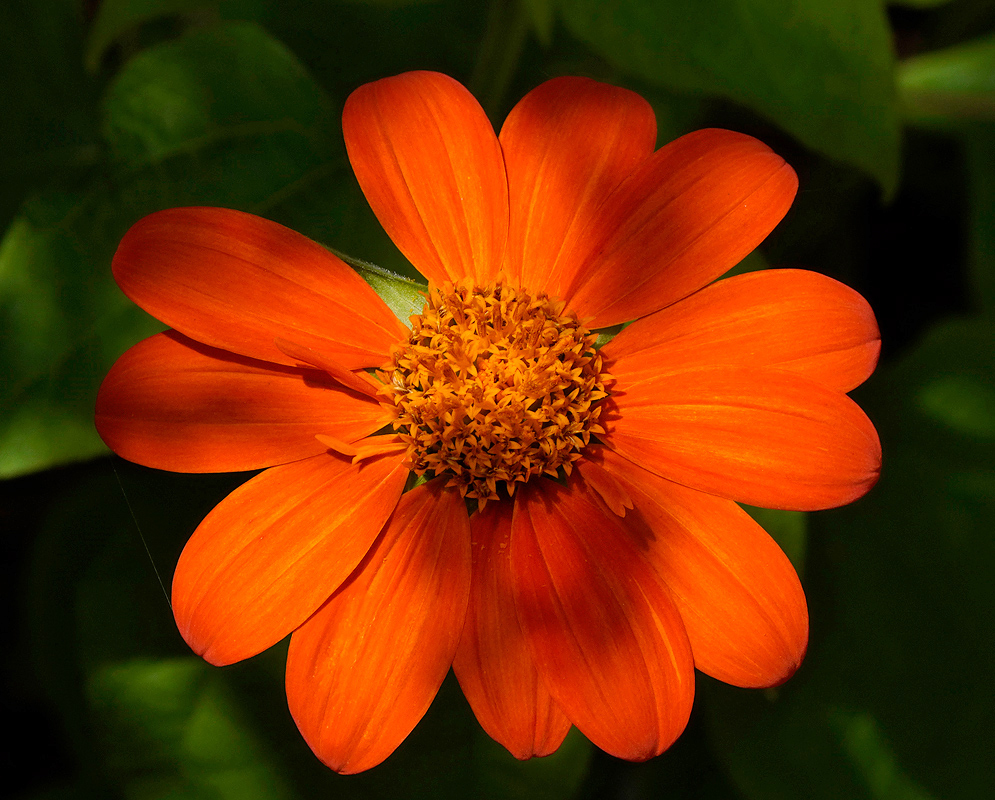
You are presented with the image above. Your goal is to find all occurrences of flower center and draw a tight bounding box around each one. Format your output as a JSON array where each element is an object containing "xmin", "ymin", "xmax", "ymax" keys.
[{"xmin": 384, "ymin": 282, "xmax": 609, "ymax": 504}]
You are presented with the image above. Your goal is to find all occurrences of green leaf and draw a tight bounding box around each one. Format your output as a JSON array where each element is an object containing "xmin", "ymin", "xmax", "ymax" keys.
[
  {"xmin": 0, "ymin": 199, "xmax": 165, "ymax": 478},
  {"xmin": 23, "ymin": 461, "xmax": 255, "ymax": 795},
  {"xmin": 522, "ymin": 0, "xmax": 555, "ymax": 46},
  {"xmin": 810, "ymin": 319, "xmax": 995, "ymax": 799},
  {"xmin": 103, "ymin": 21, "xmax": 336, "ymax": 167},
  {"xmin": 899, "ymin": 33, "xmax": 995, "ymax": 125},
  {"xmin": 88, "ymin": 658, "xmax": 295, "ymax": 800},
  {"xmin": 704, "ymin": 680, "xmax": 937, "ymax": 800},
  {"xmin": 832, "ymin": 710, "xmax": 934, "ymax": 800},
  {"xmin": 1, "ymin": 22, "xmax": 345, "ymax": 478},
  {"xmin": 470, "ymin": 726, "xmax": 592, "ymax": 800},
  {"xmin": 265, "ymin": 157, "xmax": 423, "ymax": 281},
  {"xmin": 85, "ymin": 0, "xmax": 220, "ymax": 73},
  {"xmin": 964, "ymin": 130, "xmax": 995, "ymax": 313},
  {"xmin": 557, "ymin": 0, "xmax": 901, "ymax": 196},
  {"xmin": 916, "ymin": 372, "xmax": 995, "ymax": 439},
  {"xmin": 337, "ymin": 0, "xmax": 443, "ymax": 5},
  {"xmin": 0, "ymin": 0, "xmax": 99, "ymax": 228},
  {"xmin": 741, "ymin": 505, "xmax": 807, "ymax": 574},
  {"xmin": 886, "ymin": 0, "xmax": 956, "ymax": 9}
]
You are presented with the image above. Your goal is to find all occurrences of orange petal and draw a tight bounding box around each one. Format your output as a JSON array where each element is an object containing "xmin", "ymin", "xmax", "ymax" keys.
[
  {"xmin": 95, "ymin": 331, "xmax": 386, "ymax": 473},
  {"xmin": 560, "ymin": 129, "xmax": 798, "ymax": 327},
  {"xmin": 606, "ymin": 366, "xmax": 881, "ymax": 511},
  {"xmin": 577, "ymin": 451, "xmax": 634, "ymax": 517},
  {"xmin": 453, "ymin": 501, "xmax": 572, "ymax": 759},
  {"xmin": 274, "ymin": 337, "xmax": 382, "ymax": 397},
  {"xmin": 581, "ymin": 450, "xmax": 808, "ymax": 688},
  {"xmin": 350, "ymin": 434, "xmax": 409, "ymax": 463},
  {"xmin": 499, "ymin": 76, "xmax": 656, "ymax": 291},
  {"xmin": 171, "ymin": 449, "xmax": 408, "ymax": 666},
  {"xmin": 602, "ymin": 269, "xmax": 880, "ymax": 393},
  {"xmin": 314, "ymin": 434, "xmax": 357, "ymax": 457},
  {"xmin": 112, "ymin": 207, "xmax": 408, "ymax": 369},
  {"xmin": 510, "ymin": 477, "xmax": 694, "ymax": 761},
  {"xmin": 343, "ymin": 71, "xmax": 508, "ymax": 285},
  {"xmin": 286, "ymin": 479, "xmax": 471, "ymax": 774}
]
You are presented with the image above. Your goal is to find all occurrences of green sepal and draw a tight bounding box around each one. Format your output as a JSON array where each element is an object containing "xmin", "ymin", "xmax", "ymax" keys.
[{"xmin": 332, "ymin": 247, "xmax": 427, "ymax": 325}]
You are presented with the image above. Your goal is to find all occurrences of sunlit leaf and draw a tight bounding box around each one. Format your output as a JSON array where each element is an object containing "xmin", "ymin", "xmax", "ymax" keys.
[
  {"xmin": 899, "ymin": 33, "xmax": 995, "ymax": 124},
  {"xmin": 557, "ymin": 0, "xmax": 901, "ymax": 196}
]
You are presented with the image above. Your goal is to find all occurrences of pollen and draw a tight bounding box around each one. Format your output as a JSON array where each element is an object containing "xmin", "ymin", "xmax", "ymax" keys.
[{"xmin": 382, "ymin": 282, "xmax": 610, "ymax": 506}]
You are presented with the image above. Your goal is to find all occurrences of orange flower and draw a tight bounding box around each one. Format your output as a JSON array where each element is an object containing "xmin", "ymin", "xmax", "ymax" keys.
[{"xmin": 95, "ymin": 71, "xmax": 881, "ymax": 773}]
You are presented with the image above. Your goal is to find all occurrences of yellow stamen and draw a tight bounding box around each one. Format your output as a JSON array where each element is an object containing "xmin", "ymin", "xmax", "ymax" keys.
[{"xmin": 381, "ymin": 281, "xmax": 610, "ymax": 503}]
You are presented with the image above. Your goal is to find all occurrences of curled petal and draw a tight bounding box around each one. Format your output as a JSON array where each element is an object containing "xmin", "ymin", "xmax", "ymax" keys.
[
  {"xmin": 561, "ymin": 129, "xmax": 798, "ymax": 327},
  {"xmin": 113, "ymin": 207, "xmax": 407, "ymax": 369},
  {"xmin": 607, "ymin": 366, "xmax": 881, "ymax": 511},
  {"xmin": 576, "ymin": 451, "xmax": 634, "ymax": 517},
  {"xmin": 274, "ymin": 337, "xmax": 383, "ymax": 397},
  {"xmin": 511, "ymin": 477, "xmax": 694, "ymax": 760},
  {"xmin": 171, "ymin": 449, "xmax": 408, "ymax": 666},
  {"xmin": 603, "ymin": 269, "xmax": 880, "ymax": 393},
  {"xmin": 581, "ymin": 450, "xmax": 808, "ymax": 688},
  {"xmin": 499, "ymin": 76, "xmax": 656, "ymax": 291},
  {"xmin": 96, "ymin": 331, "xmax": 386, "ymax": 472},
  {"xmin": 286, "ymin": 480, "xmax": 471, "ymax": 774},
  {"xmin": 453, "ymin": 501, "xmax": 571, "ymax": 759},
  {"xmin": 344, "ymin": 71, "xmax": 509, "ymax": 285}
]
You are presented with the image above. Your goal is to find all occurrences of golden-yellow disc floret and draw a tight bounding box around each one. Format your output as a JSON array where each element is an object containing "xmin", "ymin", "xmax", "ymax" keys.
[{"xmin": 383, "ymin": 282, "xmax": 610, "ymax": 505}]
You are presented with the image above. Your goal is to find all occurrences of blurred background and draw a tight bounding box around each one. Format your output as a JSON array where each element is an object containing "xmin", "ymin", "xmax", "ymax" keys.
[{"xmin": 2, "ymin": 0, "xmax": 993, "ymax": 798}]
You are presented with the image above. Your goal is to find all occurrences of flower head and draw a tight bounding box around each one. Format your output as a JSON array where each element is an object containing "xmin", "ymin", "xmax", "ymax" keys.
[{"xmin": 96, "ymin": 71, "xmax": 881, "ymax": 773}]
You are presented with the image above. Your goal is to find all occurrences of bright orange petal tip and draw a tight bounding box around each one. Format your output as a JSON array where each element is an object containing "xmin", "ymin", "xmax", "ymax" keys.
[
  {"xmin": 560, "ymin": 128, "xmax": 800, "ymax": 326},
  {"xmin": 453, "ymin": 501, "xmax": 572, "ymax": 759},
  {"xmin": 171, "ymin": 450, "xmax": 408, "ymax": 666},
  {"xmin": 511, "ymin": 478, "xmax": 695, "ymax": 760},
  {"xmin": 583, "ymin": 450, "xmax": 809, "ymax": 689},
  {"xmin": 286, "ymin": 481, "xmax": 471, "ymax": 773},
  {"xmin": 603, "ymin": 269, "xmax": 881, "ymax": 394}
]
